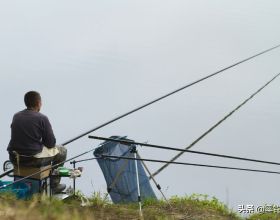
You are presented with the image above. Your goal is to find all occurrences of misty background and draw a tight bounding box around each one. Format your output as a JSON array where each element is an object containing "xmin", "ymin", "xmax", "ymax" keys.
[{"xmin": 0, "ymin": 0, "xmax": 280, "ymax": 212}]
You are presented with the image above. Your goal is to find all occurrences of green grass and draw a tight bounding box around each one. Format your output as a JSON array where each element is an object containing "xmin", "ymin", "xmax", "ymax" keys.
[
  {"xmin": 0, "ymin": 192, "xmax": 278, "ymax": 220},
  {"xmin": 247, "ymin": 213, "xmax": 280, "ymax": 220}
]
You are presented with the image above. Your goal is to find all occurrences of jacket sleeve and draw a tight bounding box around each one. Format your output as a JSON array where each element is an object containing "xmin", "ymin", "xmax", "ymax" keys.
[{"xmin": 42, "ymin": 116, "xmax": 56, "ymax": 148}]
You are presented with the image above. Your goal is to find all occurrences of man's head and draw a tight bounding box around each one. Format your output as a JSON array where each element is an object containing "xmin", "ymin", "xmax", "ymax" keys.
[{"xmin": 24, "ymin": 91, "xmax": 42, "ymax": 112}]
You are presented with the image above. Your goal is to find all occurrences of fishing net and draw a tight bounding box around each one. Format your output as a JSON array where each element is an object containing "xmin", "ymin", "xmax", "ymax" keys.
[{"xmin": 94, "ymin": 136, "xmax": 157, "ymax": 203}]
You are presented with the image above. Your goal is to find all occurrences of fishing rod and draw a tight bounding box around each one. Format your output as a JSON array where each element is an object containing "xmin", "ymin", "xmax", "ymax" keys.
[
  {"xmin": 62, "ymin": 44, "xmax": 280, "ymax": 146},
  {"xmin": 73, "ymin": 155, "xmax": 280, "ymax": 176},
  {"xmin": 1, "ymin": 44, "xmax": 279, "ymax": 179},
  {"xmin": 151, "ymin": 72, "xmax": 280, "ymax": 178},
  {"xmin": 0, "ymin": 169, "xmax": 14, "ymax": 179},
  {"xmin": 88, "ymin": 136, "xmax": 280, "ymax": 167}
]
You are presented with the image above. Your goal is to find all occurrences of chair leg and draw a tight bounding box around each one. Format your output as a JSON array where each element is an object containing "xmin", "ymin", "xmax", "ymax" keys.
[{"xmin": 47, "ymin": 176, "xmax": 52, "ymax": 197}]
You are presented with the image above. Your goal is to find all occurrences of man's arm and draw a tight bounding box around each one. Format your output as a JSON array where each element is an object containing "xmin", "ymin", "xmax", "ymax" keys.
[{"xmin": 42, "ymin": 116, "xmax": 56, "ymax": 148}]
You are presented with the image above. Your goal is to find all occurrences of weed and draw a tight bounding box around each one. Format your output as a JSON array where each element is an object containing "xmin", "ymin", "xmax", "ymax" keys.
[{"xmin": 0, "ymin": 192, "xmax": 247, "ymax": 220}]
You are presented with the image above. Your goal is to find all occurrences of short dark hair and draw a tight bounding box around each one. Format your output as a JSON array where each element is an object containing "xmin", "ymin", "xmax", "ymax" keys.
[{"xmin": 24, "ymin": 91, "xmax": 41, "ymax": 108}]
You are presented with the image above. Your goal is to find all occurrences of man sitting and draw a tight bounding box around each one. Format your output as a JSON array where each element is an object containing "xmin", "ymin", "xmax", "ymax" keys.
[{"xmin": 7, "ymin": 91, "xmax": 67, "ymax": 193}]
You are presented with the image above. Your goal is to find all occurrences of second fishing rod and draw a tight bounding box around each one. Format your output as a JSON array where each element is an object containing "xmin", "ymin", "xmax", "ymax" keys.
[{"xmin": 89, "ymin": 136, "xmax": 280, "ymax": 167}]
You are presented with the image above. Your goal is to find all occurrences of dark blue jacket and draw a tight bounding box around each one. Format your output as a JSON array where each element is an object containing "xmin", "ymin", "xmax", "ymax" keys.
[{"xmin": 7, "ymin": 109, "xmax": 56, "ymax": 155}]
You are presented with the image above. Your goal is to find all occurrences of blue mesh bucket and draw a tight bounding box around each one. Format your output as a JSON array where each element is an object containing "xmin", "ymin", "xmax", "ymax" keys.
[
  {"xmin": 94, "ymin": 136, "xmax": 157, "ymax": 203},
  {"xmin": 0, "ymin": 180, "xmax": 31, "ymax": 199}
]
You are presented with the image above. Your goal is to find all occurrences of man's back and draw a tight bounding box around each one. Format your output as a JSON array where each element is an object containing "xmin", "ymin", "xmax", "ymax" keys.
[
  {"xmin": 7, "ymin": 109, "xmax": 56, "ymax": 155},
  {"xmin": 7, "ymin": 91, "xmax": 67, "ymax": 193}
]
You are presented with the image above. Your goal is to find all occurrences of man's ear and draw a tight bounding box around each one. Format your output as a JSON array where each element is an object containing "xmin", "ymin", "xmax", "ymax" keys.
[
  {"xmin": 36, "ymin": 100, "xmax": 40, "ymax": 107},
  {"xmin": 36, "ymin": 100, "xmax": 42, "ymax": 111}
]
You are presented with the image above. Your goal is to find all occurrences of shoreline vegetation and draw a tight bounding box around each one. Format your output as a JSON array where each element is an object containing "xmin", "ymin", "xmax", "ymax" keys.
[{"xmin": 0, "ymin": 192, "xmax": 278, "ymax": 220}]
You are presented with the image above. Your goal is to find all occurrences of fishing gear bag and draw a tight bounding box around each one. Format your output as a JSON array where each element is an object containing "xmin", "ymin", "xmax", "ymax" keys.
[{"xmin": 94, "ymin": 136, "xmax": 157, "ymax": 203}]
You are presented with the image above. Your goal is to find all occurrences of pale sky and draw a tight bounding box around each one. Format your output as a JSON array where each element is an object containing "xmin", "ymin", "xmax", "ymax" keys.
[{"xmin": 1, "ymin": 0, "xmax": 280, "ymax": 213}]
